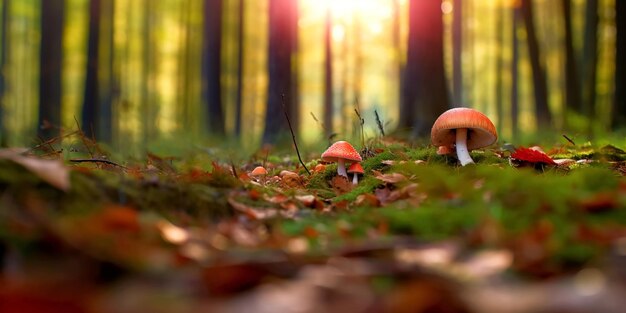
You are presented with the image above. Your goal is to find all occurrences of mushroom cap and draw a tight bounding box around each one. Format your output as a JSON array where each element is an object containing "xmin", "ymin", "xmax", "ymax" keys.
[
  {"xmin": 250, "ymin": 166, "xmax": 268, "ymax": 176},
  {"xmin": 431, "ymin": 108, "xmax": 497, "ymax": 150},
  {"xmin": 321, "ymin": 141, "xmax": 362, "ymax": 163},
  {"xmin": 347, "ymin": 162, "xmax": 364, "ymax": 174}
]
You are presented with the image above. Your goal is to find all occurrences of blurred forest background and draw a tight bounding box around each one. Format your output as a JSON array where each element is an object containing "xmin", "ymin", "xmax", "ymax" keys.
[{"xmin": 0, "ymin": 0, "xmax": 623, "ymax": 153}]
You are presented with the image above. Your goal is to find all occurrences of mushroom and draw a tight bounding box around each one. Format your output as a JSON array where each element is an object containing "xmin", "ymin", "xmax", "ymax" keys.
[
  {"xmin": 321, "ymin": 141, "xmax": 362, "ymax": 177},
  {"xmin": 347, "ymin": 163, "xmax": 364, "ymax": 185},
  {"xmin": 431, "ymin": 108, "xmax": 497, "ymax": 166},
  {"xmin": 250, "ymin": 166, "xmax": 268, "ymax": 183}
]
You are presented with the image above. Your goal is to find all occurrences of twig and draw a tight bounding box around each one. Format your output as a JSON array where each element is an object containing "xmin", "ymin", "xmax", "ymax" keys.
[
  {"xmin": 69, "ymin": 158, "xmax": 127, "ymax": 169},
  {"xmin": 562, "ymin": 134, "xmax": 575, "ymax": 145},
  {"xmin": 230, "ymin": 160, "xmax": 238, "ymax": 178},
  {"xmin": 281, "ymin": 94, "xmax": 311, "ymax": 175},
  {"xmin": 353, "ymin": 103, "xmax": 365, "ymax": 148},
  {"xmin": 74, "ymin": 116, "xmax": 94, "ymax": 157},
  {"xmin": 28, "ymin": 130, "xmax": 79, "ymax": 154},
  {"xmin": 375, "ymin": 110, "xmax": 385, "ymax": 137}
]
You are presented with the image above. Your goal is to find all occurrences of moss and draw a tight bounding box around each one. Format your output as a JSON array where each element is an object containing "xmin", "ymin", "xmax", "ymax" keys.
[{"xmin": 333, "ymin": 175, "xmax": 382, "ymax": 203}]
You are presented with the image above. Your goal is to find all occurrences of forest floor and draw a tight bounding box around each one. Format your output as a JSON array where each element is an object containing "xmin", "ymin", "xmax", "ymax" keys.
[{"xmin": 2, "ymin": 133, "xmax": 626, "ymax": 313}]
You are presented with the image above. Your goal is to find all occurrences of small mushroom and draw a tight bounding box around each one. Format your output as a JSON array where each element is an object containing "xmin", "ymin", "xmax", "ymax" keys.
[
  {"xmin": 321, "ymin": 141, "xmax": 362, "ymax": 177},
  {"xmin": 431, "ymin": 108, "xmax": 497, "ymax": 166},
  {"xmin": 250, "ymin": 166, "xmax": 268, "ymax": 183},
  {"xmin": 347, "ymin": 163, "xmax": 364, "ymax": 185}
]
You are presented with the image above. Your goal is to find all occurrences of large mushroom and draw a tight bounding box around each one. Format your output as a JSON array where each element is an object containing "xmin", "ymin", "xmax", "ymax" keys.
[
  {"xmin": 431, "ymin": 108, "xmax": 497, "ymax": 166},
  {"xmin": 321, "ymin": 141, "xmax": 362, "ymax": 177}
]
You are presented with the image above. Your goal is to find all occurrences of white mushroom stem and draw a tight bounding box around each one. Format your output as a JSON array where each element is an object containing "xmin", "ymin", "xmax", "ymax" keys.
[
  {"xmin": 456, "ymin": 128, "xmax": 475, "ymax": 166},
  {"xmin": 352, "ymin": 174, "xmax": 359, "ymax": 185},
  {"xmin": 337, "ymin": 159, "xmax": 348, "ymax": 177}
]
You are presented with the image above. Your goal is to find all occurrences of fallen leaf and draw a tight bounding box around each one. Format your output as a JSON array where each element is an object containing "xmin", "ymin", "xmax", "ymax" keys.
[
  {"xmin": 281, "ymin": 171, "xmax": 303, "ymax": 188},
  {"xmin": 372, "ymin": 170, "xmax": 408, "ymax": 184},
  {"xmin": 228, "ymin": 195, "xmax": 278, "ymax": 220},
  {"xmin": 295, "ymin": 194, "xmax": 316, "ymax": 207},
  {"xmin": 354, "ymin": 193, "xmax": 381, "ymax": 207},
  {"xmin": 511, "ymin": 147, "xmax": 557, "ymax": 165},
  {"xmin": 331, "ymin": 175, "xmax": 353, "ymax": 194},
  {"xmin": 0, "ymin": 149, "xmax": 70, "ymax": 191}
]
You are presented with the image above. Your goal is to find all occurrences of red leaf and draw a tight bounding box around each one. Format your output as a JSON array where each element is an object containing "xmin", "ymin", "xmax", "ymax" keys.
[{"xmin": 511, "ymin": 147, "xmax": 556, "ymax": 165}]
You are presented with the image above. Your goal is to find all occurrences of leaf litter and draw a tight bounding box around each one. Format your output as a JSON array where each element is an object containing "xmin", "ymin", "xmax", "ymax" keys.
[{"xmin": 2, "ymin": 135, "xmax": 626, "ymax": 312}]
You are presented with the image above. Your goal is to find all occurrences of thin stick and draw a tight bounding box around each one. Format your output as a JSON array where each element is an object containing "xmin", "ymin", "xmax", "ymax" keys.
[
  {"xmin": 281, "ymin": 94, "xmax": 311, "ymax": 175},
  {"xmin": 354, "ymin": 106, "xmax": 365, "ymax": 148},
  {"xmin": 74, "ymin": 116, "xmax": 94, "ymax": 157},
  {"xmin": 230, "ymin": 159, "xmax": 238, "ymax": 178},
  {"xmin": 375, "ymin": 110, "xmax": 385, "ymax": 137},
  {"xmin": 562, "ymin": 134, "xmax": 575, "ymax": 145},
  {"xmin": 69, "ymin": 158, "xmax": 127, "ymax": 169}
]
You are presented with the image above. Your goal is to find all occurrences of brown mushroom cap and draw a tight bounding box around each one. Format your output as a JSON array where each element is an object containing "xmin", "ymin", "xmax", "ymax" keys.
[
  {"xmin": 321, "ymin": 141, "xmax": 362, "ymax": 163},
  {"xmin": 250, "ymin": 166, "xmax": 268, "ymax": 176},
  {"xmin": 431, "ymin": 108, "xmax": 497, "ymax": 150},
  {"xmin": 347, "ymin": 162, "xmax": 364, "ymax": 174}
]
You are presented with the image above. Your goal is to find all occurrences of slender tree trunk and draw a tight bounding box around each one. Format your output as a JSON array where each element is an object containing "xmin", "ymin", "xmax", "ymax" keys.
[
  {"xmin": 561, "ymin": 0, "xmax": 582, "ymax": 115},
  {"xmin": 402, "ymin": 0, "xmax": 449, "ymax": 137},
  {"xmin": 177, "ymin": 0, "xmax": 190, "ymax": 128},
  {"xmin": 520, "ymin": 0, "xmax": 551, "ymax": 129},
  {"xmin": 82, "ymin": 0, "xmax": 113, "ymax": 142},
  {"xmin": 202, "ymin": 0, "xmax": 225, "ymax": 135},
  {"xmin": 495, "ymin": 0, "xmax": 504, "ymax": 135},
  {"xmin": 511, "ymin": 5, "xmax": 520, "ymax": 140},
  {"xmin": 393, "ymin": 0, "xmax": 404, "ymax": 126},
  {"xmin": 614, "ymin": 0, "xmax": 626, "ymax": 128},
  {"xmin": 234, "ymin": 0, "xmax": 244, "ymax": 137},
  {"xmin": 340, "ymin": 22, "xmax": 349, "ymax": 136},
  {"xmin": 38, "ymin": 0, "xmax": 64, "ymax": 141},
  {"xmin": 452, "ymin": 0, "xmax": 462, "ymax": 107},
  {"xmin": 141, "ymin": 0, "xmax": 155, "ymax": 142},
  {"xmin": 354, "ymin": 12, "xmax": 362, "ymax": 111},
  {"xmin": 398, "ymin": 0, "xmax": 417, "ymax": 131},
  {"xmin": 0, "ymin": 0, "xmax": 9, "ymax": 146},
  {"xmin": 323, "ymin": 8, "xmax": 333, "ymax": 139},
  {"xmin": 582, "ymin": 0, "xmax": 598, "ymax": 134},
  {"xmin": 262, "ymin": 0, "xmax": 298, "ymax": 144}
]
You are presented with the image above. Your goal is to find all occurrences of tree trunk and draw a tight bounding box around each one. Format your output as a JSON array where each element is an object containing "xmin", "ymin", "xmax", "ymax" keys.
[
  {"xmin": 392, "ymin": 0, "xmax": 404, "ymax": 129},
  {"xmin": 402, "ymin": 0, "xmax": 449, "ymax": 137},
  {"xmin": 520, "ymin": 0, "xmax": 551, "ymax": 129},
  {"xmin": 141, "ymin": 0, "xmax": 158, "ymax": 143},
  {"xmin": 234, "ymin": 0, "xmax": 244, "ymax": 137},
  {"xmin": 262, "ymin": 0, "xmax": 298, "ymax": 145},
  {"xmin": 561, "ymin": 0, "xmax": 582, "ymax": 115},
  {"xmin": 511, "ymin": 5, "xmax": 520, "ymax": 140},
  {"xmin": 323, "ymin": 8, "xmax": 333, "ymax": 139},
  {"xmin": 452, "ymin": 0, "xmax": 462, "ymax": 107},
  {"xmin": 38, "ymin": 0, "xmax": 64, "ymax": 141},
  {"xmin": 0, "ymin": 0, "xmax": 9, "ymax": 146},
  {"xmin": 202, "ymin": 0, "xmax": 225, "ymax": 135},
  {"xmin": 495, "ymin": 0, "xmax": 504, "ymax": 135},
  {"xmin": 613, "ymin": 0, "xmax": 626, "ymax": 128},
  {"xmin": 582, "ymin": 0, "xmax": 598, "ymax": 134},
  {"xmin": 82, "ymin": 0, "xmax": 113, "ymax": 142}
]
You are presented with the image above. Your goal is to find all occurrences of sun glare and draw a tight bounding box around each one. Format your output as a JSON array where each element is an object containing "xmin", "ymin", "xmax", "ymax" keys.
[{"xmin": 303, "ymin": 0, "xmax": 393, "ymax": 22}]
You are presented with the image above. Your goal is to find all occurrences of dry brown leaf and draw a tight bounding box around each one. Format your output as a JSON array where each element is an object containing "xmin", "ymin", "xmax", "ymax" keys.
[
  {"xmin": 227, "ymin": 196, "xmax": 278, "ymax": 220},
  {"xmin": 354, "ymin": 193, "xmax": 381, "ymax": 207},
  {"xmin": 331, "ymin": 175, "xmax": 353, "ymax": 194},
  {"xmin": 372, "ymin": 170, "xmax": 407, "ymax": 184},
  {"xmin": 0, "ymin": 149, "xmax": 70, "ymax": 191},
  {"xmin": 281, "ymin": 171, "xmax": 303, "ymax": 188},
  {"xmin": 295, "ymin": 194, "xmax": 316, "ymax": 207}
]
